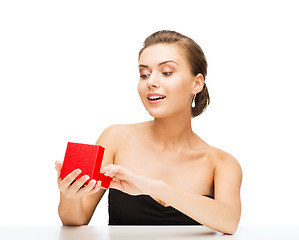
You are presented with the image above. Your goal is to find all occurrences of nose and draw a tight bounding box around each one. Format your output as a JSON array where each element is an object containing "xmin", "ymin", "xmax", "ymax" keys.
[{"xmin": 147, "ymin": 72, "xmax": 160, "ymax": 89}]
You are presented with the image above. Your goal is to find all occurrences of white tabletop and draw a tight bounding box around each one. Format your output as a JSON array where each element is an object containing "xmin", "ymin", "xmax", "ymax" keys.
[{"xmin": 0, "ymin": 225, "xmax": 298, "ymax": 240}]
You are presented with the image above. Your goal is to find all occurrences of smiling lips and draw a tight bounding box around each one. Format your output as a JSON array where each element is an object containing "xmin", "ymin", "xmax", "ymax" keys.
[{"xmin": 147, "ymin": 93, "xmax": 166, "ymax": 104}]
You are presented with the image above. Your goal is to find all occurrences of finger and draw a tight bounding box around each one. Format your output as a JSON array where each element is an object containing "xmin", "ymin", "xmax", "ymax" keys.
[
  {"xmin": 92, "ymin": 181, "xmax": 103, "ymax": 191},
  {"xmin": 101, "ymin": 164, "xmax": 115, "ymax": 174},
  {"xmin": 58, "ymin": 169, "xmax": 82, "ymax": 192},
  {"xmin": 113, "ymin": 170, "xmax": 127, "ymax": 181},
  {"xmin": 75, "ymin": 179, "xmax": 98, "ymax": 198},
  {"xmin": 103, "ymin": 165, "xmax": 121, "ymax": 178},
  {"xmin": 101, "ymin": 164, "xmax": 124, "ymax": 175},
  {"xmin": 55, "ymin": 161, "xmax": 63, "ymax": 179},
  {"xmin": 66, "ymin": 175, "xmax": 90, "ymax": 196},
  {"xmin": 83, "ymin": 181, "xmax": 106, "ymax": 195},
  {"xmin": 112, "ymin": 167, "xmax": 132, "ymax": 182}
]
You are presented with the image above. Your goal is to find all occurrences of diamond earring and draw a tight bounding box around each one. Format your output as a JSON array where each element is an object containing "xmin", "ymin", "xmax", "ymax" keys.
[{"xmin": 192, "ymin": 94, "xmax": 196, "ymax": 108}]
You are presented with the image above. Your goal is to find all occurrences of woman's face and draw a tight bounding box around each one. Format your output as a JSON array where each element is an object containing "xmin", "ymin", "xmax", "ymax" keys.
[{"xmin": 138, "ymin": 43, "xmax": 202, "ymax": 119}]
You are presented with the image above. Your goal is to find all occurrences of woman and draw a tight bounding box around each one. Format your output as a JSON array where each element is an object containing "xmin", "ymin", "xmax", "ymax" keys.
[{"xmin": 55, "ymin": 30, "xmax": 242, "ymax": 234}]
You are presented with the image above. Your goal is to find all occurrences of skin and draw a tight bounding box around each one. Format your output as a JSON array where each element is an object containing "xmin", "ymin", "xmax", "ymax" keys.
[{"xmin": 55, "ymin": 43, "xmax": 242, "ymax": 234}]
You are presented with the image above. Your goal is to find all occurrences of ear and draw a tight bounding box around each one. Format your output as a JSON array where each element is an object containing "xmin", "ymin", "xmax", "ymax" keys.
[{"xmin": 192, "ymin": 73, "xmax": 204, "ymax": 94}]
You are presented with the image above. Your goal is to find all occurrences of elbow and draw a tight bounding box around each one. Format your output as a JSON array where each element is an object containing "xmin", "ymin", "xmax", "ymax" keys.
[
  {"xmin": 59, "ymin": 213, "xmax": 89, "ymax": 226},
  {"xmin": 60, "ymin": 214, "xmax": 90, "ymax": 226},
  {"xmin": 205, "ymin": 216, "xmax": 240, "ymax": 235},
  {"xmin": 215, "ymin": 211, "xmax": 240, "ymax": 234},
  {"xmin": 60, "ymin": 217, "xmax": 87, "ymax": 226},
  {"xmin": 58, "ymin": 206, "xmax": 88, "ymax": 226},
  {"xmin": 222, "ymin": 217, "xmax": 240, "ymax": 235},
  {"xmin": 223, "ymin": 207, "xmax": 241, "ymax": 235},
  {"xmin": 61, "ymin": 219, "xmax": 87, "ymax": 226},
  {"xmin": 223, "ymin": 224, "xmax": 238, "ymax": 235},
  {"xmin": 207, "ymin": 220, "xmax": 239, "ymax": 235}
]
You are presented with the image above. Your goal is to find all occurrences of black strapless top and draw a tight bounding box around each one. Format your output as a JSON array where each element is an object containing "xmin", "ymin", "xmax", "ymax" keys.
[{"xmin": 108, "ymin": 188, "xmax": 213, "ymax": 225}]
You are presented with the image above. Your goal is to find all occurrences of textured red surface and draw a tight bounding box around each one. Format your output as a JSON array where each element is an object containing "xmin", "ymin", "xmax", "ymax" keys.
[{"xmin": 60, "ymin": 142, "xmax": 111, "ymax": 189}]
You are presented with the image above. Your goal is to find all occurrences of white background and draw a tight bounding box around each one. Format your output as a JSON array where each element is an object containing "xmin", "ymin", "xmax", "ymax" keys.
[{"xmin": 0, "ymin": 0, "xmax": 298, "ymax": 226}]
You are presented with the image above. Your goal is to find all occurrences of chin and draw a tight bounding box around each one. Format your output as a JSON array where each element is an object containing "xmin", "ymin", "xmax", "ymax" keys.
[
  {"xmin": 146, "ymin": 106, "xmax": 191, "ymax": 119},
  {"xmin": 146, "ymin": 108, "xmax": 173, "ymax": 119},
  {"xmin": 146, "ymin": 109, "xmax": 166, "ymax": 118}
]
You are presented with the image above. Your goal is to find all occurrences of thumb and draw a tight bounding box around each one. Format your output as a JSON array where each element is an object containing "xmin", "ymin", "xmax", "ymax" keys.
[{"xmin": 55, "ymin": 161, "xmax": 62, "ymax": 179}]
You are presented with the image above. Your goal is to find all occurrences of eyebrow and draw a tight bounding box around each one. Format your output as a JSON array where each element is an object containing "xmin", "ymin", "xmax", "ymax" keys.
[{"xmin": 139, "ymin": 60, "xmax": 179, "ymax": 68}]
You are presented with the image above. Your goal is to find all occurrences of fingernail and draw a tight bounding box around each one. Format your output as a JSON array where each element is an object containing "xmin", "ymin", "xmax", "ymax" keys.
[
  {"xmin": 104, "ymin": 171, "xmax": 109, "ymax": 176},
  {"xmin": 84, "ymin": 175, "xmax": 90, "ymax": 180},
  {"xmin": 75, "ymin": 169, "xmax": 81, "ymax": 174},
  {"xmin": 90, "ymin": 179, "xmax": 96, "ymax": 185}
]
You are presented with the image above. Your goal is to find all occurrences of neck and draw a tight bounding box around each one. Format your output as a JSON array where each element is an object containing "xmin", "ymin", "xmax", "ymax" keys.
[{"xmin": 150, "ymin": 113, "xmax": 195, "ymax": 151}]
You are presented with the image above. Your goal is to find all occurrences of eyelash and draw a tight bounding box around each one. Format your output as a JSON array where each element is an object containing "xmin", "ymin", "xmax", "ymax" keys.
[
  {"xmin": 140, "ymin": 74, "xmax": 149, "ymax": 79},
  {"xmin": 139, "ymin": 72, "xmax": 173, "ymax": 79},
  {"xmin": 163, "ymin": 72, "xmax": 172, "ymax": 76}
]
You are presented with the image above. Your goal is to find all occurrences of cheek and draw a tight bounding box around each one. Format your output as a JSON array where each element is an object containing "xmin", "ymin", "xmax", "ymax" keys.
[
  {"xmin": 167, "ymin": 78, "xmax": 192, "ymax": 106},
  {"xmin": 170, "ymin": 77, "xmax": 190, "ymax": 97},
  {"xmin": 137, "ymin": 81, "xmax": 145, "ymax": 97}
]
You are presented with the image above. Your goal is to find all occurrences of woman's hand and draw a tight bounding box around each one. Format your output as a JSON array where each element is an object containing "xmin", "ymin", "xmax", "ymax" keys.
[
  {"xmin": 55, "ymin": 161, "xmax": 103, "ymax": 199},
  {"xmin": 101, "ymin": 164, "xmax": 160, "ymax": 196}
]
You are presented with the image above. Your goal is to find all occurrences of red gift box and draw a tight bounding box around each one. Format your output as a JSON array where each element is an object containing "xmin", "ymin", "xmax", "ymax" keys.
[{"xmin": 60, "ymin": 142, "xmax": 111, "ymax": 189}]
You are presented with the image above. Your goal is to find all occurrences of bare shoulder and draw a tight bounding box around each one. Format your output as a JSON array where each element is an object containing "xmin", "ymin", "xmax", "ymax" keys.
[
  {"xmin": 96, "ymin": 124, "xmax": 130, "ymax": 145},
  {"xmin": 96, "ymin": 122, "xmax": 145, "ymax": 147},
  {"xmin": 206, "ymin": 146, "xmax": 243, "ymax": 213},
  {"xmin": 209, "ymin": 146, "xmax": 242, "ymax": 178}
]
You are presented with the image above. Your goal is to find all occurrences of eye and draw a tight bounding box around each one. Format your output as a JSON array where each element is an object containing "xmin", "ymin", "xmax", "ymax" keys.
[
  {"xmin": 163, "ymin": 72, "xmax": 172, "ymax": 76},
  {"xmin": 140, "ymin": 74, "xmax": 150, "ymax": 79}
]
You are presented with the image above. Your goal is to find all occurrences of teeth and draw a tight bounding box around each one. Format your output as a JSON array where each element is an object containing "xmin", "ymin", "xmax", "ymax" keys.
[{"xmin": 149, "ymin": 96, "xmax": 165, "ymax": 100}]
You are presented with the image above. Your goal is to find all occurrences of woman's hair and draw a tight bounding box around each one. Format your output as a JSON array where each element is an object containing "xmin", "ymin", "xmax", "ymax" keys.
[{"xmin": 138, "ymin": 30, "xmax": 210, "ymax": 118}]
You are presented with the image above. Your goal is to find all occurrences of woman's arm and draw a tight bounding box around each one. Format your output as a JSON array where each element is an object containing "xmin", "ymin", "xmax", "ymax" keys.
[
  {"xmin": 102, "ymin": 154, "xmax": 242, "ymax": 234},
  {"xmin": 56, "ymin": 164, "xmax": 100, "ymax": 225},
  {"xmin": 153, "ymin": 155, "xmax": 242, "ymax": 234},
  {"xmin": 56, "ymin": 125, "xmax": 119, "ymax": 225}
]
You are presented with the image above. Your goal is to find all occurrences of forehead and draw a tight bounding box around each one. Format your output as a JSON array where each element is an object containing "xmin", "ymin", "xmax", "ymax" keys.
[{"xmin": 139, "ymin": 44, "xmax": 188, "ymax": 67}]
